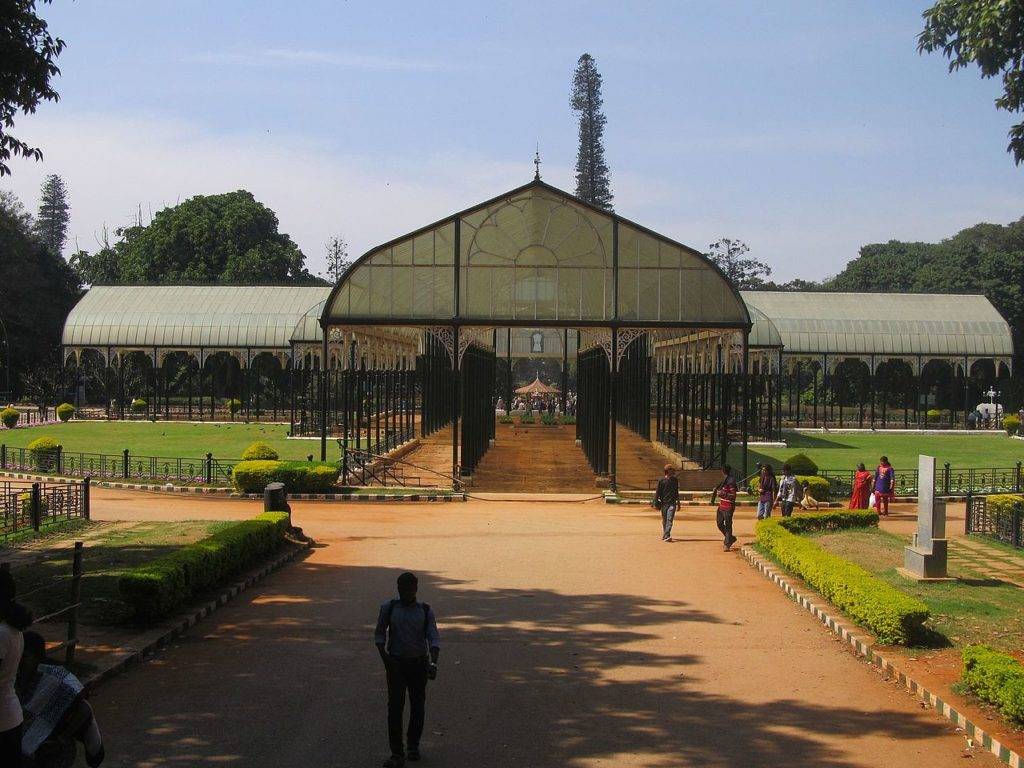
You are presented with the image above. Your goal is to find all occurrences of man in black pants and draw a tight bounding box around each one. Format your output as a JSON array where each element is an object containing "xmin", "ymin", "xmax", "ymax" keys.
[{"xmin": 374, "ymin": 572, "xmax": 441, "ymax": 767}]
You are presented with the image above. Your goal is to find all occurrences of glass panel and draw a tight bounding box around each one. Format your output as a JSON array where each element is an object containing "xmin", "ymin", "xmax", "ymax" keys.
[
  {"xmin": 392, "ymin": 239, "xmax": 413, "ymax": 266},
  {"xmin": 618, "ymin": 268, "xmax": 638, "ymax": 321},
  {"xmin": 636, "ymin": 269, "xmax": 660, "ymax": 320},
  {"xmin": 658, "ymin": 269, "xmax": 680, "ymax": 322}
]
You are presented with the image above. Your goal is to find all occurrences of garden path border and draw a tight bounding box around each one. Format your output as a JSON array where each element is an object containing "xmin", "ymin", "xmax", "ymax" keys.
[{"xmin": 740, "ymin": 545, "xmax": 1022, "ymax": 767}]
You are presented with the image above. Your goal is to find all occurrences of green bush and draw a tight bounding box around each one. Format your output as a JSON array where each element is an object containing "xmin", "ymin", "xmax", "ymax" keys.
[
  {"xmin": 1, "ymin": 407, "xmax": 19, "ymax": 429},
  {"xmin": 56, "ymin": 403, "xmax": 75, "ymax": 422},
  {"xmin": 228, "ymin": 398, "xmax": 243, "ymax": 416},
  {"xmin": 232, "ymin": 460, "xmax": 340, "ymax": 493},
  {"xmin": 130, "ymin": 398, "xmax": 147, "ymax": 414},
  {"xmin": 26, "ymin": 436, "xmax": 62, "ymax": 470},
  {"xmin": 751, "ymin": 474, "xmax": 831, "ymax": 501},
  {"xmin": 756, "ymin": 518, "xmax": 929, "ymax": 644},
  {"xmin": 785, "ymin": 453, "xmax": 818, "ymax": 475},
  {"xmin": 241, "ymin": 440, "xmax": 279, "ymax": 461},
  {"xmin": 1004, "ymin": 414, "xmax": 1021, "ymax": 436},
  {"xmin": 776, "ymin": 509, "xmax": 879, "ymax": 534},
  {"xmin": 962, "ymin": 645, "xmax": 1024, "ymax": 724},
  {"xmin": 118, "ymin": 512, "xmax": 289, "ymax": 622},
  {"xmin": 560, "ymin": 414, "xmax": 576, "ymax": 425},
  {"xmin": 926, "ymin": 408, "xmax": 942, "ymax": 422},
  {"xmin": 519, "ymin": 412, "xmax": 534, "ymax": 425},
  {"xmin": 540, "ymin": 412, "xmax": 557, "ymax": 426},
  {"xmin": 18, "ymin": 492, "xmax": 48, "ymax": 517},
  {"xmin": 498, "ymin": 415, "xmax": 514, "ymax": 424}
]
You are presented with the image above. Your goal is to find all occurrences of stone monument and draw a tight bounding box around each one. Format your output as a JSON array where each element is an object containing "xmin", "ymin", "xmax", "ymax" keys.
[{"xmin": 898, "ymin": 455, "xmax": 953, "ymax": 581}]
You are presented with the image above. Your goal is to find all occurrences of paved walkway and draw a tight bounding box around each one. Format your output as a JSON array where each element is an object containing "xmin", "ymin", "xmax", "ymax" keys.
[
  {"xmin": 949, "ymin": 536, "xmax": 1024, "ymax": 587},
  {"xmin": 85, "ymin": 495, "xmax": 996, "ymax": 767}
]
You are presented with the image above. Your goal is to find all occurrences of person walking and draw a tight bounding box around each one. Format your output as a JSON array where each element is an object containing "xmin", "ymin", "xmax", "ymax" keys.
[
  {"xmin": 0, "ymin": 568, "xmax": 32, "ymax": 767},
  {"xmin": 776, "ymin": 464, "xmax": 798, "ymax": 518},
  {"xmin": 849, "ymin": 463, "xmax": 872, "ymax": 509},
  {"xmin": 653, "ymin": 464, "xmax": 680, "ymax": 541},
  {"xmin": 756, "ymin": 464, "xmax": 777, "ymax": 520},
  {"xmin": 873, "ymin": 456, "xmax": 895, "ymax": 516},
  {"xmin": 711, "ymin": 465, "xmax": 738, "ymax": 551},
  {"xmin": 375, "ymin": 572, "xmax": 441, "ymax": 767}
]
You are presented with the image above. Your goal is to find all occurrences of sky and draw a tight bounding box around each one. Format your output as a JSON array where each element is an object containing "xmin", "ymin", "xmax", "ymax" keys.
[{"xmin": 4, "ymin": 0, "xmax": 1022, "ymax": 281}]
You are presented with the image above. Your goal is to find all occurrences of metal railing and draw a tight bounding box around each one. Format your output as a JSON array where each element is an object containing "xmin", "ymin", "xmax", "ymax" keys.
[
  {"xmin": 1, "ymin": 478, "xmax": 90, "ymax": 540},
  {"xmin": 816, "ymin": 463, "xmax": 1024, "ymax": 498},
  {"xmin": 0, "ymin": 445, "xmax": 238, "ymax": 486},
  {"xmin": 965, "ymin": 493, "xmax": 1023, "ymax": 549}
]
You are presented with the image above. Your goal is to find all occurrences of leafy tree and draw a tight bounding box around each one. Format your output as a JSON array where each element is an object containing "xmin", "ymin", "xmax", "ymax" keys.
[
  {"xmin": 759, "ymin": 278, "xmax": 824, "ymax": 292},
  {"xmin": 70, "ymin": 190, "xmax": 323, "ymax": 285},
  {"xmin": 0, "ymin": 190, "xmax": 81, "ymax": 396},
  {"xmin": 705, "ymin": 238, "xmax": 773, "ymax": 289},
  {"xmin": 0, "ymin": 1, "xmax": 65, "ymax": 176},
  {"xmin": 33, "ymin": 172, "xmax": 69, "ymax": 254},
  {"xmin": 324, "ymin": 235, "xmax": 352, "ymax": 283},
  {"xmin": 919, "ymin": 0, "xmax": 1024, "ymax": 164},
  {"xmin": 570, "ymin": 53, "xmax": 613, "ymax": 210}
]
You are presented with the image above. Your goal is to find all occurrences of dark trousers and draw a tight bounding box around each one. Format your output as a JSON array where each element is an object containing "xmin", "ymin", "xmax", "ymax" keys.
[
  {"xmin": 716, "ymin": 507, "xmax": 734, "ymax": 543},
  {"xmin": 386, "ymin": 657, "xmax": 428, "ymax": 757},
  {"xmin": 781, "ymin": 501, "xmax": 794, "ymax": 517},
  {"xmin": 1, "ymin": 723, "xmax": 22, "ymax": 767}
]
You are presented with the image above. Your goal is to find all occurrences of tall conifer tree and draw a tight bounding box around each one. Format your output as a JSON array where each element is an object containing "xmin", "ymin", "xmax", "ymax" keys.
[
  {"xmin": 570, "ymin": 53, "xmax": 613, "ymax": 210},
  {"xmin": 34, "ymin": 172, "xmax": 69, "ymax": 254}
]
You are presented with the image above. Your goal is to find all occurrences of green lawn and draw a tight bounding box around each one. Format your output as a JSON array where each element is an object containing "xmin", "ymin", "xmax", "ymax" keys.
[
  {"xmin": 4, "ymin": 519, "xmax": 234, "ymax": 626},
  {"xmin": 810, "ymin": 528, "xmax": 1024, "ymax": 653},
  {"xmin": 731, "ymin": 431, "xmax": 1024, "ymax": 472},
  {"xmin": 0, "ymin": 421, "xmax": 341, "ymax": 461}
]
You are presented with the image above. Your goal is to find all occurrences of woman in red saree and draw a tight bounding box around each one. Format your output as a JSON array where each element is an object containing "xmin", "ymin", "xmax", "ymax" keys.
[{"xmin": 849, "ymin": 462, "xmax": 872, "ymax": 509}]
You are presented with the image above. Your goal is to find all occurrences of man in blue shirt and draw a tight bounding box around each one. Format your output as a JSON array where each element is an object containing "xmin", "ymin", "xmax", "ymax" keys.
[{"xmin": 374, "ymin": 572, "xmax": 441, "ymax": 767}]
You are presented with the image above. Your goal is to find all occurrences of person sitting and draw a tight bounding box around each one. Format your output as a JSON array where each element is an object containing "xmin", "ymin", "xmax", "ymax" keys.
[
  {"xmin": 16, "ymin": 631, "xmax": 105, "ymax": 767},
  {"xmin": 799, "ymin": 481, "xmax": 820, "ymax": 510}
]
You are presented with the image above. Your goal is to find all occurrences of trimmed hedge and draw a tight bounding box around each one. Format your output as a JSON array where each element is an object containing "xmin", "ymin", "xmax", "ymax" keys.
[
  {"xmin": 777, "ymin": 509, "xmax": 879, "ymax": 534},
  {"xmin": 752, "ymin": 474, "xmax": 831, "ymax": 501},
  {"xmin": 962, "ymin": 645, "xmax": 1024, "ymax": 724},
  {"xmin": 130, "ymin": 398, "xmax": 147, "ymax": 413},
  {"xmin": 785, "ymin": 453, "xmax": 818, "ymax": 475},
  {"xmin": 0, "ymin": 407, "xmax": 18, "ymax": 429},
  {"xmin": 232, "ymin": 460, "xmax": 340, "ymax": 493},
  {"xmin": 987, "ymin": 494, "xmax": 1024, "ymax": 516},
  {"xmin": 228, "ymin": 398, "xmax": 243, "ymax": 416},
  {"xmin": 241, "ymin": 440, "xmax": 279, "ymax": 461},
  {"xmin": 119, "ymin": 512, "xmax": 290, "ymax": 622},
  {"xmin": 56, "ymin": 403, "xmax": 75, "ymax": 422},
  {"xmin": 756, "ymin": 518, "xmax": 929, "ymax": 644},
  {"xmin": 26, "ymin": 436, "xmax": 61, "ymax": 470},
  {"xmin": 1004, "ymin": 414, "xmax": 1021, "ymax": 436}
]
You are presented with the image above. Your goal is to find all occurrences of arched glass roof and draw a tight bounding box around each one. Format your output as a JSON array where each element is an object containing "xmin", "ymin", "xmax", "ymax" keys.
[{"xmin": 322, "ymin": 180, "xmax": 750, "ymax": 328}]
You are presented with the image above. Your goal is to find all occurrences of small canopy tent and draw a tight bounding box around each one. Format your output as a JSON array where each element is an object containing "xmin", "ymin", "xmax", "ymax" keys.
[{"xmin": 514, "ymin": 377, "xmax": 560, "ymax": 396}]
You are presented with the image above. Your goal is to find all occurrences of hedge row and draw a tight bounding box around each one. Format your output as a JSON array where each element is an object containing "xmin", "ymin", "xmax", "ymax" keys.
[
  {"xmin": 118, "ymin": 512, "xmax": 290, "ymax": 622},
  {"xmin": 777, "ymin": 509, "xmax": 879, "ymax": 534},
  {"xmin": 986, "ymin": 493, "xmax": 1024, "ymax": 517},
  {"xmin": 232, "ymin": 460, "xmax": 340, "ymax": 493},
  {"xmin": 756, "ymin": 517, "xmax": 929, "ymax": 644},
  {"xmin": 1005, "ymin": 414, "xmax": 1021, "ymax": 436},
  {"xmin": 751, "ymin": 474, "xmax": 831, "ymax": 501},
  {"xmin": 962, "ymin": 645, "xmax": 1024, "ymax": 724}
]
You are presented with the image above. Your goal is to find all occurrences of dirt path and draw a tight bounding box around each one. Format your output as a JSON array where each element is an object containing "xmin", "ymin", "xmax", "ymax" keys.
[{"xmin": 86, "ymin": 497, "xmax": 995, "ymax": 767}]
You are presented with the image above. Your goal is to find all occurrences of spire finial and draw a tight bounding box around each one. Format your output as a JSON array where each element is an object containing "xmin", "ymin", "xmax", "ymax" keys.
[{"xmin": 533, "ymin": 144, "xmax": 542, "ymax": 181}]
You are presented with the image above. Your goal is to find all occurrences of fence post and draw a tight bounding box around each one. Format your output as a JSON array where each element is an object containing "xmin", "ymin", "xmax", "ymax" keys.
[
  {"xmin": 65, "ymin": 541, "xmax": 83, "ymax": 666},
  {"xmin": 83, "ymin": 476, "xmax": 91, "ymax": 520},
  {"xmin": 943, "ymin": 462, "xmax": 950, "ymax": 496},
  {"xmin": 122, "ymin": 449, "xmax": 129, "ymax": 479},
  {"xmin": 30, "ymin": 482, "xmax": 41, "ymax": 531},
  {"xmin": 1, "ymin": 444, "xmax": 5, "ymax": 469},
  {"xmin": 56, "ymin": 446, "xmax": 63, "ymax": 475},
  {"xmin": 1016, "ymin": 462, "xmax": 1022, "ymax": 493},
  {"xmin": 964, "ymin": 490, "xmax": 972, "ymax": 535},
  {"xmin": 205, "ymin": 453, "xmax": 213, "ymax": 484}
]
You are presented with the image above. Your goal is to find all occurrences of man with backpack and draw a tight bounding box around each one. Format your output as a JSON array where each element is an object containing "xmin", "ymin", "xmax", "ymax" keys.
[
  {"xmin": 711, "ymin": 465, "xmax": 738, "ymax": 551},
  {"xmin": 374, "ymin": 572, "xmax": 441, "ymax": 767}
]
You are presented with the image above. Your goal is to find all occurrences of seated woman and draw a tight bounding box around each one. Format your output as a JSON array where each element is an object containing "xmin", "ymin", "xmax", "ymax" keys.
[
  {"xmin": 16, "ymin": 631, "xmax": 104, "ymax": 767},
  {"xmin": 799, "ymin": 481, "xmax": 820, "ymax": 510}
]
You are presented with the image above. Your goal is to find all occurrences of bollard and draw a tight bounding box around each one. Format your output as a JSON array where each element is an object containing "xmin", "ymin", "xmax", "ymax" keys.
[
  {"xmin": 30, "ymin": 482, "xmax": 41, "ymax": 531},
  {"xmin": 122, "ymin": 448, "xmax": 130, "ymax": 479},
  {"xmin": 964, "ymin": 490, "xmax": 972, "ymax": 535},
  {"xmin": 264, "ymin": 482, "xmax": 291, "ymax": 528},
  {"xmin": 205, "ymin": 452, "xmax": 213, "ymax": 484}
]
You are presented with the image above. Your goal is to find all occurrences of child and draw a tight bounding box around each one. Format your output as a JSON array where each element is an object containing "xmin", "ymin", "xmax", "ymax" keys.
[{"xmin": 799, "ymin": 481, "xmax": 820, "ymax": 510}]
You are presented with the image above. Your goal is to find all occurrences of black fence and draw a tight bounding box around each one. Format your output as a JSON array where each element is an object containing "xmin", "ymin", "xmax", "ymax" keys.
[
  {"xmin": 817, "ymin": 464, "xmax": 1024, "ymax": 498},
  {"xmin": 0, "ymin": 445, "xmax": 238, "ymax": 486},
  {"xmin": 965, "ymin": 494, "xmax": 1023, "ymax": 549},
  {"xmin": 1, "ymin": 479, "xmax": 90, "ymax": 540}
]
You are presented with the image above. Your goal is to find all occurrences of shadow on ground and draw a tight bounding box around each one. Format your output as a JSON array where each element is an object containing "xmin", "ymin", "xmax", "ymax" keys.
[{"xmin": 91, "ymin": 554, "xmax": 963, "ymax": 767}]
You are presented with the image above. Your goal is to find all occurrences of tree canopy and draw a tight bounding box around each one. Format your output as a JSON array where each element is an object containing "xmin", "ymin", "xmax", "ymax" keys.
[
  {"xmin": 705, "ymin": 238, "xmax": 772, "ymax": 289},
  {"xmin": 919, "ymin": 0, "xmax": 1024, "ymax": 165},
  {"xmin": 34, "ymin": 172, "xmax": 69, "ymax": 254},
  {"xmin": 0, "ymin": 1, "xmax": 65, "ymax": 176},
  {"xmin": 571, "ymin": 53, "xmax": 613, "ymax": 210},
  {"xmin": 72, "ymin": 190, "xmax": 324, "ymax": 285},
  {"xmin": 0, "ymin": 190, "xmax": 81, "ymax": 395}
]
